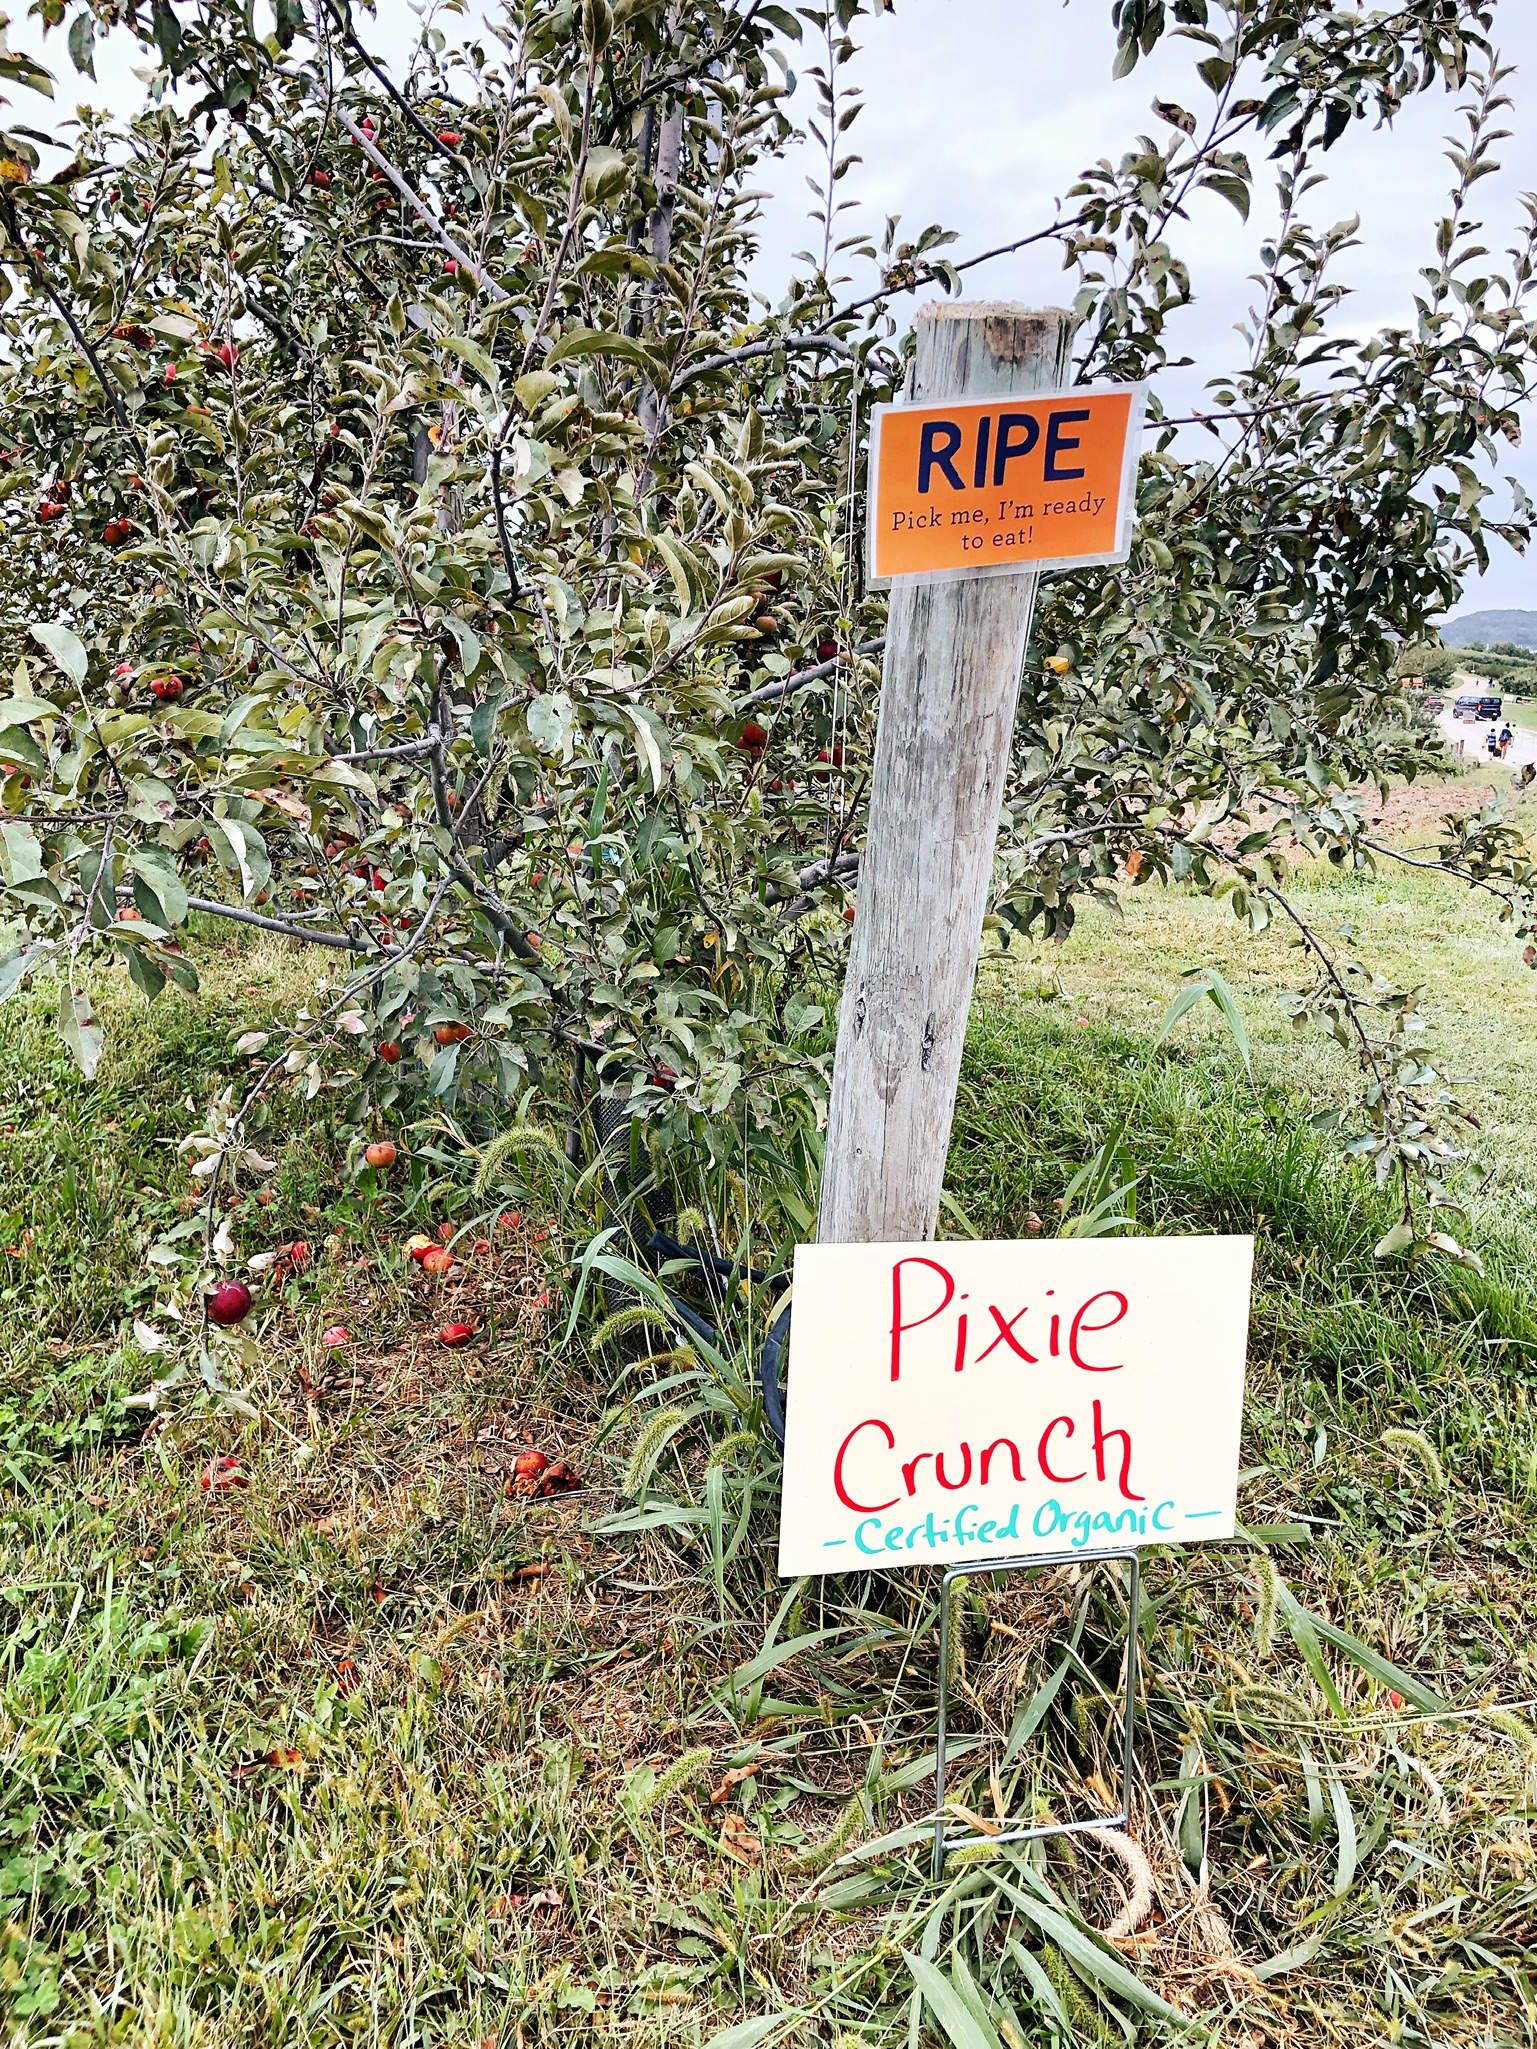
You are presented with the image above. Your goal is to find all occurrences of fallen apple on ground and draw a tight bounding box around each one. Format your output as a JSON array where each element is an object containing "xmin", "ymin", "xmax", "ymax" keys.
[
  {"xmin": 364, "ymin": 1140, "xmax": 397, "ymax": 1169},
  {"xmin": 206, "ymin": 1281, "xmax": 253, "ymax": 1325},
  {"xmin": 508, "ymin": 1450, "xmax": 582, "ymax": 1499}
]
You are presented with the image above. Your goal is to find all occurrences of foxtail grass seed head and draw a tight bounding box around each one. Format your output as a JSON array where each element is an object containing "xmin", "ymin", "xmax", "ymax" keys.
[
  {"xmin": 622, "ymin": 1407, "xmax": 688, "ymax": 1497},
  {"xmin": 1380, "ymin": 1427, "xmax": 1447, "ymax": 1494},
  {"xmin": 590, "ymin": 1303, "xmax": 673, "ymax": 1351},
  {"xmin": 471, "ymin": 1124, "xmax": 569, "ymax": 1194},
  {"xmin": 788, "ymin": 1787, "xmax": 865, "ymax": 1872},
  {"xmin": 1485, "ymin": 1708, "xmax": 1537, "ymax": 1765},
  {"xmin": 706, "ymin": 1428, "xmax": 761, "ymax": 1469},
  {"xmin": 1253, "ymin": 1551, "xmax": 1280, "ymax": 1657},
  {"xmin": 641, "ymin": 1745, "xmax": 713, "ymax": 1813}
]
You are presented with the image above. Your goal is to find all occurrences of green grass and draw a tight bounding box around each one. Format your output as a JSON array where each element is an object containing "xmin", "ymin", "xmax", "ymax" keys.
[{"xmin": 6, "ymin": 853, "xmax": 1537, "ymax": 2045}]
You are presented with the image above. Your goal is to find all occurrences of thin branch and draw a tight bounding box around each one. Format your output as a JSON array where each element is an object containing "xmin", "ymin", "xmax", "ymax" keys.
[
  {"xmin": 186, "ymin": 895, "xmax": 381, "ymax": 951},
  {"xmin": 740, "ymin": 636, "xmax": 886, "ymax": 708},
  {"xmin": 607, "ymin": 0, "xmax": 767, "ymax": 129},
  {"xmin": 330, "ymin": 730, "xmax": 443, "ymax": 763},
  {"xmin": 489, "ymin": 437, "xmax": 523, "ymax": 602},
  {"xmin": 671, "ymin": 331, "xmax": 855, "ymax": 391},
  {"xmin": 332, "ymin": 111, "xmax": 499, "ymax": 296},
  {"xmin": 323, "ymin": 0, "xmax": 475, "ymax": 177}
]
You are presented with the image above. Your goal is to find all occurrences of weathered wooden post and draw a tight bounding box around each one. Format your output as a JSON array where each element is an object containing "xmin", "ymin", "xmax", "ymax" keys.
[{"xmin": 818, "ymin": 302, "xmax": 1078, "ymax": 1244}]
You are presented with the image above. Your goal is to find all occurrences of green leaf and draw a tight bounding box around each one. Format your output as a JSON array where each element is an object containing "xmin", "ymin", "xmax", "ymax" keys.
[
  {"xmin": 699, "ymin": 2014, "xmax": 793, "ymax": 2049},
  {"xmin": 527, "ymin": 691, "xmax": 575, "ymax": 757},
  {"xmin": 546, "ymin": 325, "xmax": 665, "ymax": 381},
  {"xmin": 903, "ymin": 1953, "xmax": 1005, "ymax": 2049},
  {"xmin": 1306, "ymin": 1605, "xmax": 1453, "ymax": 1717},
  {"xmin": 1326, "ymin": 1772, "xmax": 1357, "ymax": 1896},
  {"xmin": 0, "ymin": 946, "xmax": 46, "ymax": 1002},
  {"xmin": 996, "ymin": 1878, "xmax": 1186, "ymax": 2024},
  {"xmin": 1200, "ymin": 171, "xmax": 1251, "ymax": 221},
  {"xmin": 1004, "ymin": 1940, "xmax": 1072, "ymax": 2031},
  {"xmin": 0, "ymin": 724, "xmax": 46, "ymax": 773},
  {"xmin": 128, "ymin": 844, "xmax": 189, "ymax": 927},
  {"xmin": 1253, "ymin": 1931, "xmax": 1326, "ymax": 1982},
  {"xmin": 438, "ymin": 334, "xmax": 500, "ymax": 388},
  {"xmin": 1156, "ymin": 966, "xmax": 1250, "ymax": 1075},
  {"xmin": 1002, "ymin": 1652, "xmax": 1072, "ymax": 1764},
  {"xmin": 1271, "ymin": 1577, "xmax": 1345, "ymax": 1717},
  {"xmin": 513, "ymin": 370, "xmax": 559, "ymax": 411},
  {"xmin": 721, "ymin": 1626, "xmax": 853, "ymax": 1695},
  {"xmin": 29, "ymin": 622, "xmax": 87, "ymax": 687},
  {"xmin": 124, "ymin": 945, "xmax": 167, "ymax": 1003},
  {"xmin": 67, "ymin": 11, "xmax": 95, "ymax": 77},
  {"xmin": 0, "ymin": 47, "xmax": 54, "ymax": 94},
  {"xmin": 206, "ymin": 818, "xmax": 269, "ymax": 901},
  {"xmin": 57, "ymin": 982, "xmax": 104, "ymax": 1079},
  {"xmin": 650, "ymin": 531, "xmax": 701, "ymax": 611},
  {"xmin": 0, "ymin": 820, "xmax": 44, "ymax": 886}
]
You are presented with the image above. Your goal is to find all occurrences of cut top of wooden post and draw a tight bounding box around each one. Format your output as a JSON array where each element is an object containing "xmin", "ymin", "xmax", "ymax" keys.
[
  {"xmin": 910, "ymin": 301, "xmax": 1077, "ymax": 395},
  {"xmin": 817, "ymin": 303, "xmax": 1077, "ymax": 1246}
]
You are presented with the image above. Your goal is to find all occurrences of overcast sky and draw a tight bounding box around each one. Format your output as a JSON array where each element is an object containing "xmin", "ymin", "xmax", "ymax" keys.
[{"xmin": 11, "ymin": 0, "xmax": 1537, "ymax": 620}]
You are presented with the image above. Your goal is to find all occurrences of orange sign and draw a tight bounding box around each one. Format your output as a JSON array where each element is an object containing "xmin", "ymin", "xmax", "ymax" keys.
[{"xmin": 867, "ymin": 383, "xmax": 1144, "ymax": 586}]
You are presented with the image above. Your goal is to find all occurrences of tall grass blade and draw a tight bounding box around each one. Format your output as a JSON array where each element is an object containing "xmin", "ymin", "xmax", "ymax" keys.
[
  {"xmin": 903, "ymin": 1952, "xmax": 1006, "ymax": 2049},
  {"xmin": 1156, "ymin": 965, "xmax": 1251, "ymax": 1074}
]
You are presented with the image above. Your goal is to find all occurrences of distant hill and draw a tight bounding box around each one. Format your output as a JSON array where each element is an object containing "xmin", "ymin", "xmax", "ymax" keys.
[{"xmin": 1443, "ymin": 610, "xmax": 1537, "ymax": 648}]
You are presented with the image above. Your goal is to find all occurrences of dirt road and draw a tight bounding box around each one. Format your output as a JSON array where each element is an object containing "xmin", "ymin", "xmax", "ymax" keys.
[{"xmin": 1436, "ymin": 703, "xmax": 1537, "ymax": 769}]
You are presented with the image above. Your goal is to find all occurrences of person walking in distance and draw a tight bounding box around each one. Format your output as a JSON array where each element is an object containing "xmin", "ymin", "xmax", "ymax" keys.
[{"xmin": 1500, "ymin": 723, "xmax": 1514, "ymax": 757}]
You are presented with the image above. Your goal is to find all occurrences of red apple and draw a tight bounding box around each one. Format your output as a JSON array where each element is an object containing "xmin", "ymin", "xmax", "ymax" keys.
[
  {"xmin": 438, "ymin": 1321, "xmax": 474, "ymax": 1346},
  {"xmin": 364, "ymin": 1140, "xmax": 397, "ymax": 1170},
  {"xmin": 207, "ymin": 1281, "xmax": 253, "ymax": 1326}
]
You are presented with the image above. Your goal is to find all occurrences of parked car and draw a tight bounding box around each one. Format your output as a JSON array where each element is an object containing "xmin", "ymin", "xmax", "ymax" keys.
[
  {"xmin": 1424, "ymin": 696, "xmax": 1445, "ymax": 712},
  {"xmin": 1453, "ymin": 694, "xmax": 1503, "ymax": 721}
]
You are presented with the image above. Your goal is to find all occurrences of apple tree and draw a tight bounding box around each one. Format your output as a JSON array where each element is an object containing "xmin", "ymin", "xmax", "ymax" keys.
[{"xmin": 0, "ymin": 0, "xmax": 1534, "ymax": 1284}]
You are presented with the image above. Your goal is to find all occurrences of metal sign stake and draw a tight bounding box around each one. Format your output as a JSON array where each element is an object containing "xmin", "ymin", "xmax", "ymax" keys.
[{"xmin": 932, "ymin": 1548, "xmax": 1142, "ymax": 1883}]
